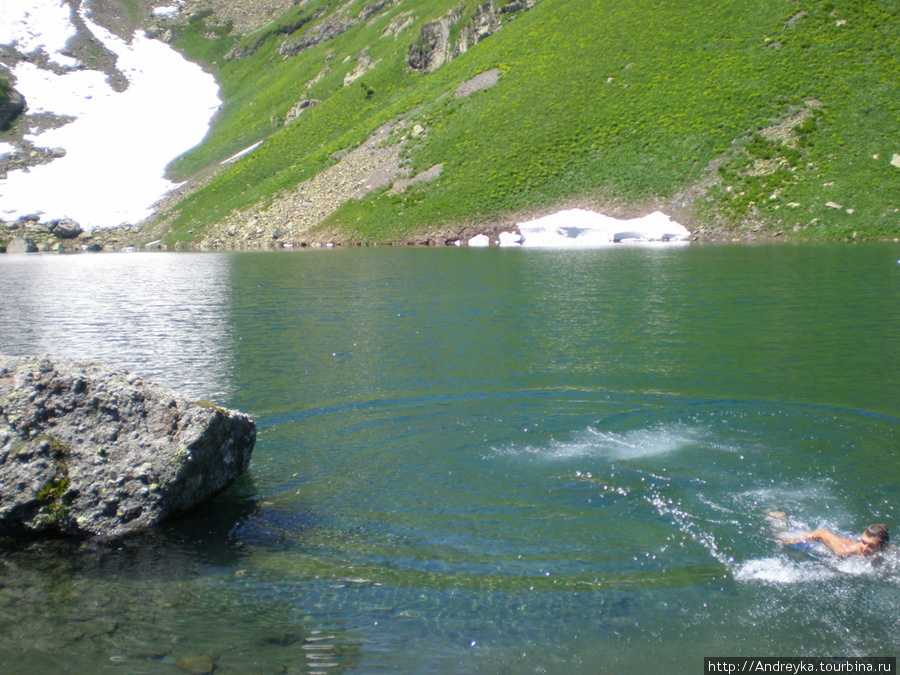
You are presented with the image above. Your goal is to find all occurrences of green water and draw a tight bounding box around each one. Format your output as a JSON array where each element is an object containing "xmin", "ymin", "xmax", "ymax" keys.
[{"xmin": 1, "ymin": 242, "xmax": 899, "ymax": 673}]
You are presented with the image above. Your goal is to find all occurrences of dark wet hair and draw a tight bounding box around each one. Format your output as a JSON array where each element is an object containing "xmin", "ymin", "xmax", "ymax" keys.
[{"xmin": 864, "ymin": 524, "xmax": 889, "ymax": 546}]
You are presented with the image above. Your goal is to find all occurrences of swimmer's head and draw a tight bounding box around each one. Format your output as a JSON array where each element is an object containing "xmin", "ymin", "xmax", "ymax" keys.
[{"xmin": 861, "ymin": 524, "xmax": 889, "ymax": 555}]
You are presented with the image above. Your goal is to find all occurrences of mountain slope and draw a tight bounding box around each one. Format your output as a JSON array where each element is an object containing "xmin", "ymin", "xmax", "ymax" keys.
[{"xmin": 151, "ymin": 0, "xmax": 900, "ymax": 245}]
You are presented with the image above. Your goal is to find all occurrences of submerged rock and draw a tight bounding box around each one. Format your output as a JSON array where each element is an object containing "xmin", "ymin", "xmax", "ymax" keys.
[{"xmin": 0, "ymin": 355, "xmax": 256, "ymax": 538}]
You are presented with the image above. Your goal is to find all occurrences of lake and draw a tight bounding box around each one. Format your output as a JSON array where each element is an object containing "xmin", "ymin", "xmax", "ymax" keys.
[{"xmin": 1, "ymin": 242, "xmax": 898, "ymax": 673}]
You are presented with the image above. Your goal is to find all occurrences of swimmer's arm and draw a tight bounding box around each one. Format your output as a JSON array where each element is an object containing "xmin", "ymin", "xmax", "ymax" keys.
[
  {"xmin": 803, "ymin": 529, "xmax": 856, "ymax": 557},
  {"xmin": 779, "ymin": 535, "xmax": 804, "ymax": 545},
  {"xmin": 778, "ymin": 530, "xmax": 855, "ymax": 556}
]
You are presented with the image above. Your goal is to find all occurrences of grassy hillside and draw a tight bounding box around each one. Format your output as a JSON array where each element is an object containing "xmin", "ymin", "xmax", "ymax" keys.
[{"xmin": 156, "ymin": 0, "xmax": 900, "ymax": 244}]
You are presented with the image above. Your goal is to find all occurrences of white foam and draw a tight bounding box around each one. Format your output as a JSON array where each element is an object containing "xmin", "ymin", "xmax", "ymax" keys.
[
  {"xmin": 735, "ymin": 556, "xmax": 838, "ymax": 583},
  {"xmin": 582, "ymin": 425, "xmax": 705, "ymax": 460},
  {"xmin": 491, "ymin": 424, "xmax": 708, "ymax": 461},
  {"xmin": 0, "ymin": 3, "xmax": 221, "ymax": 229},
  {"xmin": 516, "ymin": 208, "xmax": 691, "ymax": 247},
  {"xmin": 735, "ymin": 550, "xmax": 893, "ymax": 584}
]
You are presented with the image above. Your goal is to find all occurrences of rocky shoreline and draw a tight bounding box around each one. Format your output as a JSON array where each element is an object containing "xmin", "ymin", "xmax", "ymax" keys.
[
  {"xmin": 0, "ymin": 207, "xmax": 789, "ymax": 254},
  {"xmin": 0, "ymin": 200, "xmax": 870, "ymax": 253}
]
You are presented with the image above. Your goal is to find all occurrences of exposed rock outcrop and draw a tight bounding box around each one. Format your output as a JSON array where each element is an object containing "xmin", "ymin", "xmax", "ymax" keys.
[
  {"xmin": 152, "ymin": 0, "xmax": 297, "ymax": 35},
  {"xmin": 277, "ymin": 14, "xmax": 354, "ymax": 58},
  {"xmin": 276, "ymin": 0, "xmax": 390, "ymax": 60},
  {"xmin": 283, "ymin": 98, "xmax": 321, "ymax": 125},
  {"xmin": 455, "ymin": 1, "xmax": 502, "ymax": 57},
  {"xmin": 343, "ymin": 48, "xmax": 381, "ymax": 86},
  {"xmin": 0, "ymin": 355, "xmax": 256, "ymax": 538},
  {"xmin": 408, "ymin": 0, "xmax": 537, "ymax": 73},
  {"xmin": 0, "ymin": 86, "xmax": 26, "ymax": 132},
  {"xmin": 407, "ymin": 10, "xmax": 459, "ymax": 73}
]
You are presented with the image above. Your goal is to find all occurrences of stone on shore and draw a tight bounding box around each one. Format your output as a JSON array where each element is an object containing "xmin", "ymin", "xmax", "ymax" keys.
[
  {"xmin": 0, "ymin": 86, "xmax": 26, "ymax": 132},
  {"xmin": 0, "ymin": 355, "xmax": 256, "ymax": 538},
  {"xmin": 6, "ymin": 237, "xmax": 38, "ymax": 254}
]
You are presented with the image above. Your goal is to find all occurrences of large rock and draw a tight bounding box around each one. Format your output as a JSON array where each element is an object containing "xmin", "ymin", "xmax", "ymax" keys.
[
  {"xmin": 0, "ymin": 86, "xmax": 26, "ymax": 132},
  {"xmin": 5, "ymin": 237, "xmax": 38, "ymax": 254},
  {"xmin": 48, "ymin": 218, "xmax": 84, "ymax": 240},
  {"xmin": 0, "ymin": 355, "xmax": 256, "ymax": 538}
]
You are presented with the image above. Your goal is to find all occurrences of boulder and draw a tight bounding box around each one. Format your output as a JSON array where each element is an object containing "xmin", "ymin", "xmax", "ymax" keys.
[
  {"xmin": 501, "ymin": 1, "xmax": 525, "ymax": 12},
  {"xmin": 48, "ymin": 218, "xmax": 84, "ymax": 239},
  {"xmin": 5, "ymin": 237, "xmax": 38, "ymax": 254},
  {"xmin": 0, "ymin": 86, "xmax": 26, "ymax": 132},
  {"xmin": 0, "ymin": 355, "xmax": 256, "ymax": 538}
]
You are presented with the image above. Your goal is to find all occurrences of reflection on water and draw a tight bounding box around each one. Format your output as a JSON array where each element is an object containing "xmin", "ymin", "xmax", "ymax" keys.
[
  {"xmin": 0, "ymin": 244, "xmax": 899, "ymax": 672},
  {"xmin": 0, "ymin": 252, "xmax": 233, "ymax": 399}
]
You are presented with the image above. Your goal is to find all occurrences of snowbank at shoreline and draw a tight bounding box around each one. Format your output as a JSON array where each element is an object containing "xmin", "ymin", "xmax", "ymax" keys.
[
  {"xmin": 0, "ymin": 0, "xmax": 220, "ymax": 229},
  {"xmin": 466, "ymin": 209, "xmax": 691, "ymax": 247},
  {"xmin": 515, "ymin": 209, "xmax": 691, "ymax": 247}
]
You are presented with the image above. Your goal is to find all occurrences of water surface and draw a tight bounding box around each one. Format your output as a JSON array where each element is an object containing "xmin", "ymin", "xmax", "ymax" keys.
[{"xmin": 1, "ymin": 243, "xmax": 898, "ymax": 672}]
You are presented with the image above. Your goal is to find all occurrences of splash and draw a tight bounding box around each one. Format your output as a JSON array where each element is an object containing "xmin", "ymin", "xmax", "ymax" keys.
[
  {"xmin": 490, "ymin": 422, "xmax": 710, "ymax": 461},
  {"xmin": 734, "ymin": 550, "xmax": 899, "ymax": 584},
  {"xmin": 580, "ymin": 424, "xmax": 708, "ymax": 460},
  {"xmin": 734, "ymin": 556, "xmax": 840, "ymax": 583}
]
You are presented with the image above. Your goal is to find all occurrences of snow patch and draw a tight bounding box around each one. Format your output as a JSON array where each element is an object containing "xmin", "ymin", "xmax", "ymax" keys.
[
  {"xmin": 222, "ymin": 141, "xmax": 262, "ymax": 164},
  {"xmin": 517, "ymin": 209, "xmax": 690, "ymax": 247},
  {"xmin": 0, "ymin": 0, "xmax": 77, "ymax": 66},
  {"xmin": 0, "ymin": 1, "xmax": 221, "ymax": 229},
  {"xmin": 153, "ymin": 5, "xmax": 182, "ymax": 17},
  {"xmin": 464, "ymin": 209, "xmax": 691, "ymax": 247}
]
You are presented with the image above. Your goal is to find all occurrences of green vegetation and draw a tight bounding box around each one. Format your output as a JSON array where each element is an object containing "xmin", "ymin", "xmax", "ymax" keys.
[
  {"xmin": 196, "ymin": 399, "xmax": 228, "ymax": 415},
  {"xmin": 34, "ymin": 435, "xmax": 72, "ymax": 528},
  {"xmin": 155, "ymin": 0, "xmax": 900, "ymax": 242}
]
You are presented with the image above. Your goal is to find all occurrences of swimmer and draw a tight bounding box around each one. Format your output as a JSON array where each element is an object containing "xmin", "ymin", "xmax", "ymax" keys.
[{"xmin": 781, "ymin": 523, "xmax": 889, "ymax": 558}]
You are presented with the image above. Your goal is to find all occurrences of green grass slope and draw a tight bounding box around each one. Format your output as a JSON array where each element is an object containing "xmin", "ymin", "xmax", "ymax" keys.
[{"xmin": 158, "ymin": 0, "xmax": 900, "ymax": 243}]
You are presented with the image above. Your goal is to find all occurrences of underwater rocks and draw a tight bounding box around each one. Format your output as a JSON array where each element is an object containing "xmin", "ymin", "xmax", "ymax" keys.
[{"xmin": 0, "ymin": 355, "xmax": 256, "ymax": 538}]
